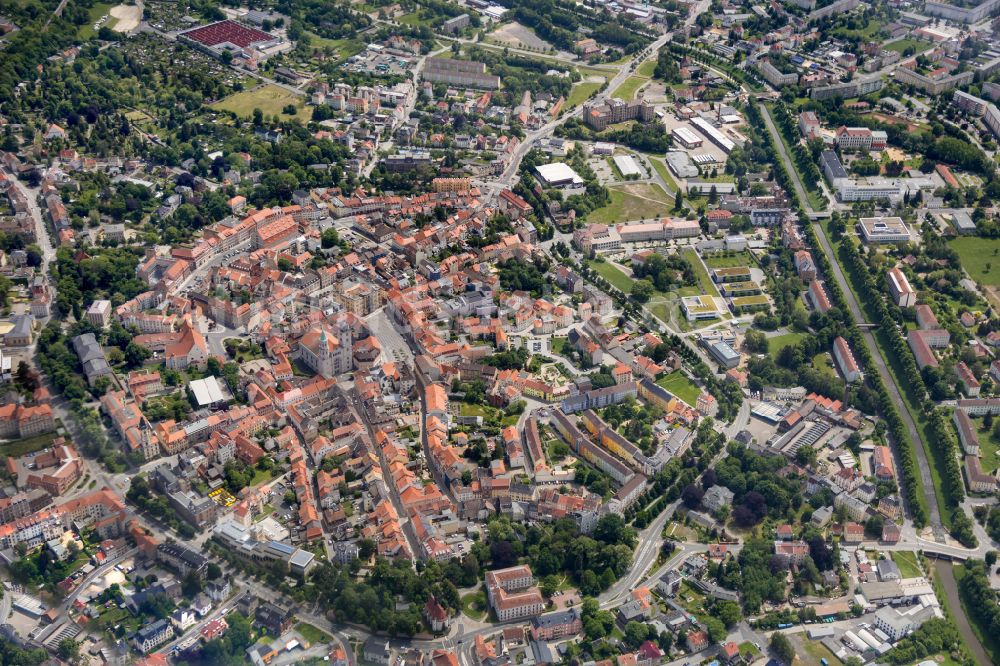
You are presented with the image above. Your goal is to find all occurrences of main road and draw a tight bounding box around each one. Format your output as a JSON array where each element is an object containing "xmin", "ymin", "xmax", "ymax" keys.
[{"xmin": 758, "ymin": 104, "xmax": 944, "ymax": 537}]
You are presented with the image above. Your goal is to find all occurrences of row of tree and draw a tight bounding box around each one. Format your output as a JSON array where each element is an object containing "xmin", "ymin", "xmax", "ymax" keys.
[
  {"xmin": 839, "ymin": 236, "xmax": 973, "ymax": 545},
  {"xmin": 749, "ymin": 96, "xmax": 930, "ymax": 529}
]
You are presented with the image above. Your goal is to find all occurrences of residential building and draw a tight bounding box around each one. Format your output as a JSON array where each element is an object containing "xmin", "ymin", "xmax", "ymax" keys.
[
  {"xmin": 530, "ymin": 609, "xmax": 581, "ymax": 641},
  {"xmin": 832, "ymin": 336, "xmax": 862, "ymax": 383},
  {"xmin": 886, "ymin": 267, "xmax": 916, "ymax": 307},
  {"xmin": 133, "ymin": 619, "xmax": 172, "ymax": 654}
]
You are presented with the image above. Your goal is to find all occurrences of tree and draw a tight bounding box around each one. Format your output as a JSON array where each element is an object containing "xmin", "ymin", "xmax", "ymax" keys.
[
  {"xmin": 795, "ymin": 446, "xmax": 817, "ymax": 467},
  {"xmin": 713, "ymin": 600, "xmax": 741, "ymax": 627},
  {"xmin": 704, "ymin": 616, "xmax": 726, "ymax": 642},
  {"xmin": 986, "ymin": 550, "xmax": 997, "ymax": 567},
  {"xmin": 770, "ymin": 631, "xmax": 794, "ymax": 664},
  {"xmin": 681, "ymin": 483, "xmax": 704, "ymax": 509},
  {"xmin": 744, "ymin": 329, "xmax": 768, "ymax": 353},
  {"xmin": 207, "ymin": 562, "xmax": 223, "ymax": 580},
  {"xmin": 594, "ymin": 514, "xmax": 636, "ymax": 548},
  {"xmin": 630, "ymin": 279, "xmax": 654, "ymax": 303},
  {"xmin": 124, "ymin": 341, "xmax": 152, "ymax": 369},
  {"xmin": 624, "ymin": 621, "xmax": 650, "ymax": 648},
  {"xmin": 182, "ymin": 570, "xmax": 202, "ymax": 597},
  {"xmin": 56, "ymin": 638, "xmax": 79, "ymax": 662},
  {"xmin": 321, "ymin": 227, "xmax": 340, "ymax": 249}
]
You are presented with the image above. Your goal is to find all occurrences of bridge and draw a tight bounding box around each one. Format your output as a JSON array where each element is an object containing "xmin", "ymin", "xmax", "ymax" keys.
[
  {"xmin": 857, "ymin": 323, "xmax": 878, "ymax": 330},
  {"xmin": 922, "ymin": 550, "xmax": 970, "ymax": 563}
]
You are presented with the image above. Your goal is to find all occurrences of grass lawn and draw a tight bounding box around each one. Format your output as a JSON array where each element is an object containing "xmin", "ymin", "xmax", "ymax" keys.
[
  {"xmin": 647, "ymin": 156, "xmax": 680, "ymax": 194},
  {"xmin": 976, "ymin": 420, "xmax": 1000, "ymax": 474},
  {"xmin": 612, "ymin": 75, "xmax": 649, "ymax": 100},
  {"xmin": 831, "ymin": 18, "xmax": 884, "ymax": 41},
  {"xmin": 254, "ymin": 504, "xmax": 276, "ymax": 522},
  {"xmin": 648, "ymin": 299, "xmax": 673, "ymax": 326},
  {"xmin": 767, "ymin": 331, "xmax": 805, "ymax": 358},
  {"xmin": 305, "ymin": 33, "xmax": 364, "ymax": 60},
  {"xmin": 950, "ymin": 237, "xmax": 1000, "ymax": 286},
  {"xmin": 635, "ymin": 59, "xmax": 657, "ymax": 77},
  {"xmin": 702, "ymin": 251, "xmax": 752, "ymax": 269},
  {"xmin": 0, "ymin": 432, "xmax": 57, "ymax": 458},
  {"xmin": 890, "ymin": 551, "xmax": 923, "ymax": 578},
  {"xmin": 681, "ymin": 249, "xmax": 719, "ymax": 297},
  {"xmin": 801, "ymin": 638, "xmax": 843, "ymax": 666},
  {"xmin": 551, "ymin": 336, "xmax": 568, "ymax": 355},
  {"xmin": 460, "ymin": 591, "xmax": 487, "ymax": 620},
  {"xmin": 586, "ymin": 259, "xmax": 634, "ymax": 293},
  {"xmin": 250, "ymin": 467, "xmax": 273, "ymax": 487},
  {"xmin": 588, "ymin": 184, "xmax": 672, "ymax": 225},
  {"xmin": 884, "ymin": 38, "xmax": 931, "ymax": 54},
  {"xmin": 812, "ymin": 352, "xmax": 835, "ymax": 378},
  {"xmin": 295, "ymin": 622, "xmax": 332, "ymax": 644},
  {"xmin": 211, "ymin": 84, "xmax": 306, "ymax": 120},
  {"xmin": 397, "ymin": 11, "xmax": 433, "ymax": 26},
  {"xmin": 80, "ymin": 2, "xmax": 115, "ymax": 38},
  {"xmin": 656, "ymin": 370, "xmax": 701, "ymax": 406},
  {"xmin": 460, "ymin": 403, "xmax": 490, "ymax": 417},
  {"xmin": 567, "ymin": 81, "xmax": 602, "ymax": 108}
]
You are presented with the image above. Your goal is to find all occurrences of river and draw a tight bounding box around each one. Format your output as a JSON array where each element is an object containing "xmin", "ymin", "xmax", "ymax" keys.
[{"xmin": 932, "ymin": 560, "xmax": 991, "ymax": 665}]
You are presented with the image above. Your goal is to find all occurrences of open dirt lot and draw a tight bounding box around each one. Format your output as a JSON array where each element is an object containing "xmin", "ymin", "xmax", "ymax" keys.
[
  {"xmin": 488, "ymin": 22, "xmax": 553, "ymax": 51},
  {"xmin": 110, "ymin": 4, "xmax": 140, "ymax": 32}
]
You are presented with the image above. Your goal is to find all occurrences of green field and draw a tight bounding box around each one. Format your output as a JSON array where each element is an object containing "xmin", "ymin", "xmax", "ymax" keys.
[
  {"xmin": 635, "ymin": 59, "xmax": 657, "ymax": 77},
  {"xmin": 681, "ymin": 249, "xmax": 719, "ymax": 297},
  {"xmin": 80, "ymin": 2, "xmax": 115, "ymax": 39},
  {"xmin": 702, "ymin": 252, "xmax": 752, "ymax": 269},
  {"xmin": 0, "ymin": 432, "xmax": 58, "ymax": 458},
  {"xmin": 611, "ymin": 75, "xmax": 649, "ymax": 100},
  {"xmin": 295, "ymin": 622, "xmax": 332, "ymax": 644},
  {"xmin": 304, "ymin": 32, "xmax": 364, "ymax": 60},
  {"xmin": 398, "ymin": 11, "xmax": 433, "ymax": 26},
  {"xmin": 884, "ymin": 38, "xmax": 931, "ymax": 54},
  {"xmin": 656, "ymin": 370, "xmax": 701, "ymax": 406},
  {"xmin": 460, "ymin": 403, "xmax": 490, "ymax": 417},
  {"xmin": 647, "ymin": 156, "xmax": 679, "ymax": 194},
  {"xmin": 976, "ymin": 420, "xmax": 1000, "ymax": 474},
  {"xmin": 890, "ymin": 551, "xmax": 923, "ymax": 578},
  {"xmin": 767, "ymin": 331, "xmax": 805, "ymax": 358},
  {"xmin": 551, "ymin": 336, "xmax": 568, "ymax": 355},
  {"xmin": 588, "ymin": 184, "xmax": 672, "ymax": 225},
  {"xmin": 813, "ymin": 352, "xmax": 835, "ymax": 378},
  {"xmin": 586, "ymin": 259, "xmax": 634, "ymax": 293},
  {"xmin": 831, "ymin": 18, "xmax": 884, "ymax": 41},
  {"xmin": 567, "ymin": 81, "xmax": 602, "ymax": 108},
  {"xmin": 950, "ymin": 237, "xmax": 1000, "ymax": 286},
  {"xmin": 460, "ymin": 591, "xmax": 487, "ymax": 620},
  {"xmin": 212, "ymin": 85, "xmax": 306, "ymax": 120}
]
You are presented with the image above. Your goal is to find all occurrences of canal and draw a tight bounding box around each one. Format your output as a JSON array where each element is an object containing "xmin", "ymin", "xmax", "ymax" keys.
[{"xmin": 932, "ymin": 560, "xmax": 991, "ymax": 666}]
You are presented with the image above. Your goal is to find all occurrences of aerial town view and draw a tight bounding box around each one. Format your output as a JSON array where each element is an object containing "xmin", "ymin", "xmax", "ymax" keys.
[{"xmin": 5, "ymin": 0, "xmax": 1000, "ymax": 664}]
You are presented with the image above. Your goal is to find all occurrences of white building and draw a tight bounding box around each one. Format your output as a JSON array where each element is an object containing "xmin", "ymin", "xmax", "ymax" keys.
[
  {"xmin": 858, "ymin": 217, "xmax": 910, "ymax": 244},
  {"xmin": 886, "ymin": 267, "xmax": 916, "ymax": 307},
  {"xmin": 873, "ymin": 602, "xmax": 940, "ymax": 641}
]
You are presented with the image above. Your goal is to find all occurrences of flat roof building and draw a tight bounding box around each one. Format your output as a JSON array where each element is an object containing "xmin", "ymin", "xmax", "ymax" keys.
[
  {"xmin": 858, "ymin": 217, "xmax": 910, "ymax": 244},
  {"xmin": 535, "ymin": 163, "xmax": 584, "ymax": 188}
]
